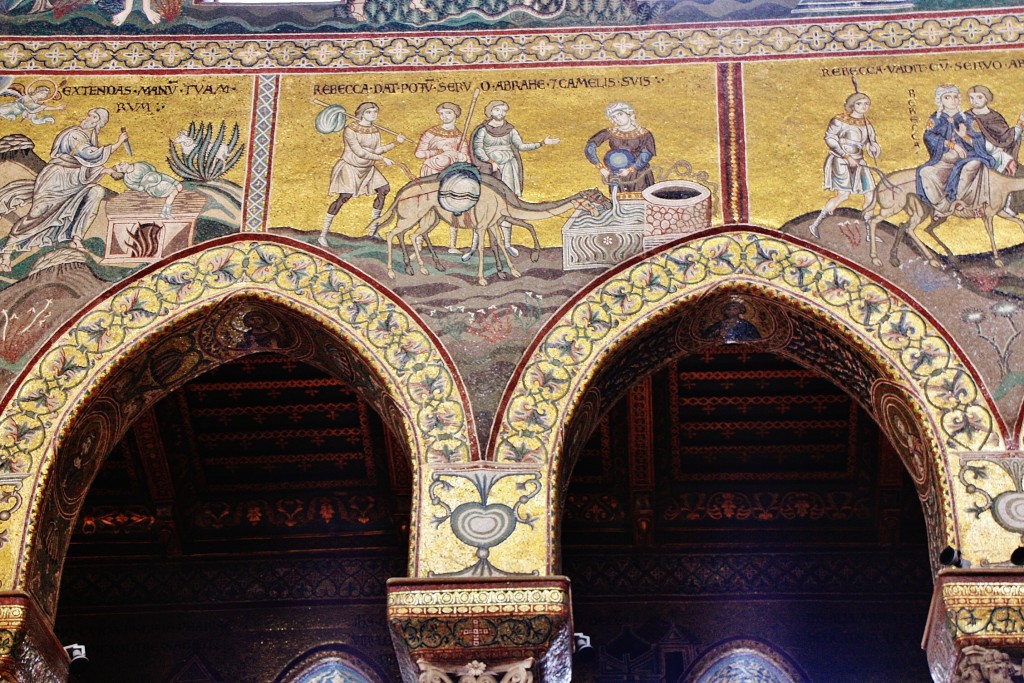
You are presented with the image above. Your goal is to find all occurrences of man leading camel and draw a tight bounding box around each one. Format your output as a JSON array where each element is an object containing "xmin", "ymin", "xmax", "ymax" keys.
[
  {"xmin": 470, "ymin": 100, "xmax": 558, "ymax": 257},
  {"xmin": 320, "ymin": 102, "xmax": 405, "ymax": 247}
]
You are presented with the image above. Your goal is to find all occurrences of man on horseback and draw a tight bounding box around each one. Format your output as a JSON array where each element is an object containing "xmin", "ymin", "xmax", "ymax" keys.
[
  {"xmin": 864, "ymin": 84, "xmax": 1024, "ymax": 269},
  {"xmin": 964, "ymin": 85, "xmax": 1024, "ymax": 214}
]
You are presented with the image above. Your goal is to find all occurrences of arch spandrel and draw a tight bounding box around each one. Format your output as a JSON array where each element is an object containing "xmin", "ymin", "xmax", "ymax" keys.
[
  {"xmin": 491, "ymin": 227, "xmax": 1004, "ymax": 573},
  {"xmin": 0, "ymin": 236, "xmax": 476, "ymax": 604}
]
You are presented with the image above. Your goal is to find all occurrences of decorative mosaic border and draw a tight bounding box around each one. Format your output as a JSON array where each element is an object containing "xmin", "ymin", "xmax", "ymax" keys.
[
  {"xmin": 495, "ymin": 231, "xmax": 999, "ymax": 462},
  {"xmin": 243, "ymin": 74, "xmax": 278, "ymax": 233},
  {"xmin": 493, "ymin": 230, "xmax": 1002, "ymax": 564},
  {"xmin": 0, "ymin": 238, "xmax": 474, "ymax": 588},
  {"xmin": 388, "ymin": 584, "xmax": 569, "ymax": 617},
  {"xmin": 2, "ymin": 13, "xmax": 1024, "ymax": 70},
  {"xmin": 943, "ymin": 582, "xmax": 1024, "ymax": 603},
  {"xmin": 942, "ymin": 581, "xmax": 1024, "ymax": 643},
  {"xmin": 930, "ymin": 577, "xmax": 1024, "ymax": 653}
]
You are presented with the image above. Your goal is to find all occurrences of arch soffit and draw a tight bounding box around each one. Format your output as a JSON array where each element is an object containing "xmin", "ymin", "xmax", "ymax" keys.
[
  {"xmin": 491, "ymin": 229, "xmax": 1002, "ymax": 525},
  {"xmin": 683, "ymin": 638, "xmax": 810, "ymax": 683},
  {"xmin": 0, "ymin": 236, "xmax": 475, "ymax": 592},
  {"xmin": 275, "ymin": 645, "xmax": 389, "ymax": 683}
]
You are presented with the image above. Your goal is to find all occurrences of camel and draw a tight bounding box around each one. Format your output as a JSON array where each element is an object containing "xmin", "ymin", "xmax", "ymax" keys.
[
  {"xmin": 372, "ymin": 173, "xmax": 610, "ymax": 285},
  {"xmin": 864, "ymin": 165, "xmax": 1024, "ymax": 269}
]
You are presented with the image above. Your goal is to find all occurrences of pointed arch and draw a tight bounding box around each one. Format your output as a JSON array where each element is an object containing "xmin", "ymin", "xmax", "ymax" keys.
[
  {"xmin": 0, "ymin": 235, "xmax": 475, "ymax": 614},
  {"xmin": 491, "ymin": 227, "xmax": 1003, "ymax": 572}
]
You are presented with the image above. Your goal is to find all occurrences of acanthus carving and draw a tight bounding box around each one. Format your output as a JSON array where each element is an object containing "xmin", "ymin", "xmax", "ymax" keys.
[{"xmin": 417, "ymin": 658, "xmax": 535, "ymax": 683}]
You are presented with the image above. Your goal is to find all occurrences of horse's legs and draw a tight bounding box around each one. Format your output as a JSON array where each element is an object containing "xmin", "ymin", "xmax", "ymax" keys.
[
  {"xmin": 386, "ymin": 233, "xmax": 397, "ymax": 279},
  {"xmin": 490, "ymin": 236, "xmax": 510, "ymax": 281},
  {"xmin": 981, "ymin": 213, "xmax": 1005, "ymax": 268},
  {"xmin": 421, "ymin": 215, "xmax": 447, "ymax": 273},
  {"xmin": 865, "ymin": 212, "xmax": 883, "ymax": 266},
  {"xmin": 492, "ymin": 228, "xmax": 521, "ymax": 280},
  {"xmin": 996, "ymin": 210, "xmax": 1024, "ymax": 266},
  {"xmin": 476, "ymin": 227, "xmax": 489, "ymax": 286},
  {"xmin": 408, "ymin": 226, "xmax": 429, "ymax": 275},
  {"xmin": 461, "ymin": 231, "xmax": 479, "ymax": 262},
  {"xmin": 406, "ymin": 218, "xmax": 431, "ymax": 276},
  {"xmin": 866, "ymin": 204, "xmax": 900, "ymax": 267},
  {"xmin": 397, "ymin": 232, "xmax": 416, "ymax": 276},
  {"xmin": 887, "ymin": 219, "xmax": 910, "ymax": 268},
  {"xmin": 918, "ymin": 215, "xmax": 953, "ymax": 267},
  {"xmin": 893, "ymin": 200, "xmax": 940, "ymax": 268}
]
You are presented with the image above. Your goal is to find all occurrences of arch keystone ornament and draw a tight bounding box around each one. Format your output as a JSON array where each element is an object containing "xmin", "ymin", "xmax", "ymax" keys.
[
  {"xmin": 0, "ymin": 237, "xmax": 476, "ymax": 645},
  {"xmin": 491, "ymin": 228, "xmax": 1003, "ymax": 574}
]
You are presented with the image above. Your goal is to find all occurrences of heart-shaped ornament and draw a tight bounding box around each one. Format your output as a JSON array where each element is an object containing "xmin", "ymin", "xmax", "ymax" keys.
[
  {"xmin": 450, "ymin": 502, "xmax": 517, "ymax": 549},
  {"xmin": 992, "ymin": 491, "xmax": 1024, "ymax": 533}
]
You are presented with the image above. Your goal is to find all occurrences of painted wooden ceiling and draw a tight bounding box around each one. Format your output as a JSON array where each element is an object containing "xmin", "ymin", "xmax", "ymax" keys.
[{"xmin": 65, "ymin": 347, "xmax": 927, "ymax": 562}]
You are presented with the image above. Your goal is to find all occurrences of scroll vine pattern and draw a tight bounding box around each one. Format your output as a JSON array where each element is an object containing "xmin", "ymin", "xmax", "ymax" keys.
[
  {"xmin": 0, "ymin": 241, "xmax": 472, "ymax": 580},
  {"xmin": 496, "ymin": 232, "xmax": 999, "ymax": 471}
]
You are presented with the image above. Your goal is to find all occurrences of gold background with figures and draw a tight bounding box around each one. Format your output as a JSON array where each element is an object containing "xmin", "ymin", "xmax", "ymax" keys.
[
  {"xmin": 746, "ymin": 51, "xmax": 1024, "ymax": 253},
  {"xmin": 270, "ymin": 64, "xmax": 721, "ymax": 244}
]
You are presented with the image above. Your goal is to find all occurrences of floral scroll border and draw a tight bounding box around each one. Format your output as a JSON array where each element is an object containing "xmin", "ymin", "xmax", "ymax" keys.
[
  {"xmin": 942, "ymin": 582, "xmax": 1024, "ymax": 642},
  {"xmin": 0, "ymin": 237, "xmax": 473, "ymax": 589},
  {"xmin": 1, "ymin": 12, "xmax": 1024, "ymax": 70},
  {"xmin": 494, "ymin": 230, "xmax": 1003, "ymax": 557}
]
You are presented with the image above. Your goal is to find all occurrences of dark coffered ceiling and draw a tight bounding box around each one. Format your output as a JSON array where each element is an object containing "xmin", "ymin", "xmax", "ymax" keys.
[
  {"xmin": 65, "ymin": 346, "xmax": 927, "ymax": 572},
  {"xmin": 67, "ymin": 353, "xmax": 411, "ymax": 560},
  {"xmin": 563, "ymin": 348, "xmax": 927, "ymax": 550}
]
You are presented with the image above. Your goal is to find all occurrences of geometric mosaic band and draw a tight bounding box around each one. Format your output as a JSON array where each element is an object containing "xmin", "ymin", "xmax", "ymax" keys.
[
  {"xmin": 387, "ymin": 582, "xmax": 570, "ymax": 619},
  {"xmin": 1, "ymin": 13, "xmax": 1024, "ymax": 70},
  {"xmin": 243, "ymin": 74, "xmax": 278, "ymax": 233}
]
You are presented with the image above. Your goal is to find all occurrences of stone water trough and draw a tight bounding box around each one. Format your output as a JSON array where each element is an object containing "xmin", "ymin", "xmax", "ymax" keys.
[{"xmin": 562, "ymin": 179, "xmax": 713, "ymax": 270}]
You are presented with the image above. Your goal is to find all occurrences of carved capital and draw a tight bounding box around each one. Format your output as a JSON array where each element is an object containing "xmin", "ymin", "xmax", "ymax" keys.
[
  {"xmin": 416, "ymin": 657, "xmax": 535, "ymax": 683},
  {"xmin": 925, "ymin": 571, "xmax": 1024, "ymax": 682},
  {"xmin": 0, "ymin": 594, "xmax": 67, "ymax": 683},
  {"xmin": 388, "ymin": 577, "xmax": 571, "ymax": 683},
  {"xmin": 952, "ymin": 645, "xmax": 1022, "ymax": 683}
]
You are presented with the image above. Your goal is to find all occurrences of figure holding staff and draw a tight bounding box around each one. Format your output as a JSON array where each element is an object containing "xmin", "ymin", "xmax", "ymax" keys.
[
  {"xmin": 414, "ymin": 96, "xmax": 476, "ymax": 253},
  {"xmin": 807, "ymin": 81, "xmax": 881, "ymax": 239},
  {"xmin": 314, "ymin": 100, "xmax": 407, "ymax": 247}
]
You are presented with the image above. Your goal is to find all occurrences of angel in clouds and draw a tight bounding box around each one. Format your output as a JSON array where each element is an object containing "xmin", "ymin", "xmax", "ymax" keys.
[{"xmin": 0, "ymin": 77, "xmax": 65, "ymax": 126}]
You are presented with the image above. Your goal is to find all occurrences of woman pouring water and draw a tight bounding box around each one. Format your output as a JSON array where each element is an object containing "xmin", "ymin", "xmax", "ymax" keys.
[{"xmin": 585, "ymin": 102, "xmax": 657, "ymax": 211}]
